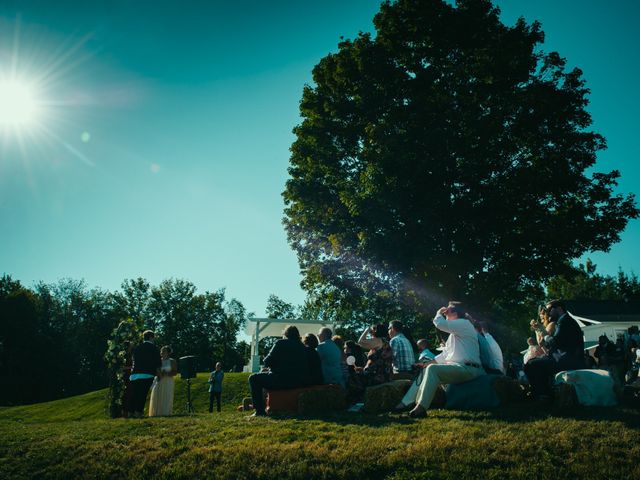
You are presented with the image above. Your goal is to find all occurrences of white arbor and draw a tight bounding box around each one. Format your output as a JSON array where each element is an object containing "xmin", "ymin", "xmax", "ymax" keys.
[{"xmin": 244, "ymin": 317, "xmax": 335, "ymax": 372}]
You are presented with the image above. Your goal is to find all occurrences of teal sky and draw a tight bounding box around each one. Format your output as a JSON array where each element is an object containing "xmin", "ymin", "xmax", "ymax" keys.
[{"xmin": 1, "ymin": 1, "xmax": 638, "ymax": 316}]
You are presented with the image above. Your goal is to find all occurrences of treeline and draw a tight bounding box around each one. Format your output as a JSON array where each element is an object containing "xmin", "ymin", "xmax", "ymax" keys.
[{"xmin": 0, "ymin": 275, "xmax": 249, "ymax": 406}]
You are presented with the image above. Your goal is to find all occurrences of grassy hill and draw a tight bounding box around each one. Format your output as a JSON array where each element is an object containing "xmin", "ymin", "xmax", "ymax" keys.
[
  {"xmin": 0, "ymin": 373, "xmax": 251, "ymax": 423},
  {"xmin": 0, "ymin": 372, "xmax": 251, "ymax": 423},
  {"xmin": 1, "ymin": 373, "xmax": 640, "ymax": 479}
]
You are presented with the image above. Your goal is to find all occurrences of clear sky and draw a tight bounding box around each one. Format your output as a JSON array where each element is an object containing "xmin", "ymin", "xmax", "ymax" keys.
[{"xmin": 1, "ymin": 1, "xmax": 638, "ymax": 316}]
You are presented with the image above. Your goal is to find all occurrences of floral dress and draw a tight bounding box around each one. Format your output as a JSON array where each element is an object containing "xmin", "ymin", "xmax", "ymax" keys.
[
  {"xmin": 347, "ymin": 339, "xmax": 393, "ymax": 402},
  {"xmin": 363, "ymin": 340, "xmax": 393, "ymax": 385}
]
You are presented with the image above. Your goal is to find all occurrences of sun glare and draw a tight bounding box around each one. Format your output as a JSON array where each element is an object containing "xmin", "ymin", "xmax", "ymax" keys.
[{"xmin": 0, "ymin": 80, "xmax": 40, "ymax": 127}]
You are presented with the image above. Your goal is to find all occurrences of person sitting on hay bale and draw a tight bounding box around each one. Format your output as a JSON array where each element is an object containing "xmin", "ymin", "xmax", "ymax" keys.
[
  {"xmin": 524, "ymin": 300, "xmax": 585, "ymax": 400},
  {"xmin": 247, "ymin": 325, "xmax": 310, "ymax": 417},
  {"xmin": 394, "ymin": 301, "xmax": 484, "ymax": 418}
]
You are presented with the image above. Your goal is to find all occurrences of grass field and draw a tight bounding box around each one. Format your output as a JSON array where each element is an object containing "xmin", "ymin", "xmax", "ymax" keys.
[{"xmin": 1, "ymin": 373, "xmax": 639, "ymax": 479}]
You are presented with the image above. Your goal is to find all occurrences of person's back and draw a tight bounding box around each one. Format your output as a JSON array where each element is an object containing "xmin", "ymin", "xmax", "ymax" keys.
[
  {"xmin": 595, "ymin": 337, "xmax": 616, "ymax": 367},
  {"xmin": 553, "ymin": 313, "xmax": 584, "ymax": 357},
  {"xmin": 483, "ymin": 332, "xmax": 504, "ymax": 374},
  {"xmin": 306, "ymin": 348, "xmax": 323, "ymax": 385},
  {"xmin": 264, "ymin": 338, "xmax": 310, "ymax": 386},
  {"xmin": 317, "ymin": 339, "xmax": 344, "ymax": 387},
  {"xmin": 303, "ymin": 334, "xmax": 323, "ymax": 386},
  {"xmin": 477, "ymin": 333, "xmax": 492, "ymax": 371},
  {"xmin": 132, "ymin": 341, "xmax": 161, "ymax": 376}
]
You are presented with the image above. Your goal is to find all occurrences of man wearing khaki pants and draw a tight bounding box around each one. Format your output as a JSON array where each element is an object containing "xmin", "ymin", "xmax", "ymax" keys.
[{"xmin": 395, "ymin": 301, "xmax": 484, "ymax": 418}]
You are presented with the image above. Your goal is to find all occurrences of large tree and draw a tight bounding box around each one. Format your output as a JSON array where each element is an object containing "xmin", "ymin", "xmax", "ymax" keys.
[{"xmin": 283, "ymin": 0, "xmax": 638, "ymax": 320}]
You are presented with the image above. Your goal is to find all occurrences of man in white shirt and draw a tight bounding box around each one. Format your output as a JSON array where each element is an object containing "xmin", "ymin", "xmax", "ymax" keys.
[{"xmin": 395, "ymin": 301, "xmax": 484, "ymax": 418}]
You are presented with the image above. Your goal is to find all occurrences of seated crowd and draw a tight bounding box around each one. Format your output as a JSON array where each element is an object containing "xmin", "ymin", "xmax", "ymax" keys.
[
  {"xmin": 123, "ymin": 299, "xmax": 635, "ymax": 418},
  {"xmin": 521, "ymin": 299, "xmax": 640, "ymax": 397},
  {"xmin": 247, "ymin": 300, "xmax": 506, "ymax": 417},
  {"xmin": 248, "ymin": 298, "xmax": 640, "ymax": 417}
]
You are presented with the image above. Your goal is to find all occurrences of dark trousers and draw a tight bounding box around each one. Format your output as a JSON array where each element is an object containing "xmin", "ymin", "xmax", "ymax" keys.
[
  {"xmin": 248, "ymin": 372, "xmax": 301, "ymax": 414},
  {"xmin": 524, "ymin": 353, "xmax": 585, "ymax": 397},
  {"xmin": 130, "ymin": 378, "xmax": 154, "ymax": 414},
  {"xmin": 209, "ymin": 391, "xmax": 221, "ymax": 412}
]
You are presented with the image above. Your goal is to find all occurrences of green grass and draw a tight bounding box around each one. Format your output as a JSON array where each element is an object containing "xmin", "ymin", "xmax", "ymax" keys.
[
  {"xmin": 1, "ymin": 373, "xmax": 639, "ymax": 479},
  {"xmin": 0, "ymin": 372, "xmax": 251, "ymax": 422}
]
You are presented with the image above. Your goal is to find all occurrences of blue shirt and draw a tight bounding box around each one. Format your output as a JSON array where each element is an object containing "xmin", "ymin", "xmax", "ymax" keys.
[
  {"xmin": 418, "ymin": 348, "xmax": 436, "ymax": 361},
  {"xmin": 316, "ymin": 340, "xmax": 344, "ymax": 387},
  {"xmin": 208, "ymin": 370, "xmax": 224, "ymax": 393}
]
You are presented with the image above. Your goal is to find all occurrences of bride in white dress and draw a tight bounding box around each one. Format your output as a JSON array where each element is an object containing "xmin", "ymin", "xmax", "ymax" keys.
[{"xmin": 149, "ymin": 346, "xmax": 177, "ymax": 417}]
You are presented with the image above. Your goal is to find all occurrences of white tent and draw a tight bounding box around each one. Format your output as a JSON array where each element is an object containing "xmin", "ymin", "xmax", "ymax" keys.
[{"xmin": 244, "ymin": 317, "xmax": 335, "ymax": 372}]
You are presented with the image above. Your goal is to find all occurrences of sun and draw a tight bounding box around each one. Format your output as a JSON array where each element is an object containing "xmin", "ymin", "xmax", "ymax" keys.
[{"xmin": 0, "ymin": 79, "xmax": 40, "ymax": 127}]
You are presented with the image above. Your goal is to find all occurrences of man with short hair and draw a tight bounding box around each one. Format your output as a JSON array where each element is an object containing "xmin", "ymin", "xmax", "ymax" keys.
[
  {"xmin": 317, "ymin": 327, "xmax": 344, "ymax": 387},
  {"xmin": 129, "ymin": 330, "xmax": 161, "ymax": 418},
  {"xmin": 524, "ymin": 299, "xmax": 585, "ymax": 398},
  {"xmin": 395, "ymin": 302, "xmax": 484, "ymax": 418},
  {"xmin": 248, "ymin": 325, "xmax": 310, "ymax": 416},
  {"xmin": 388, "ymin": 320, "xmax": 416, "ymax": 374}
]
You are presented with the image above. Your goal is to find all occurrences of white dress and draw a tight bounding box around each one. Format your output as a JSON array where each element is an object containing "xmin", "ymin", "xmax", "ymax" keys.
[{"xmin": 149, "ymin": 358, "xmax": 175, "ymax": 416}]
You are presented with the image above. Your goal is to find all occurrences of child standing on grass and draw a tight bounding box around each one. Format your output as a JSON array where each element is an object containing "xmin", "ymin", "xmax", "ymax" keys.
[{"xmin": 208, "ymin": 362, "xmax": 224, "ymax": 413}]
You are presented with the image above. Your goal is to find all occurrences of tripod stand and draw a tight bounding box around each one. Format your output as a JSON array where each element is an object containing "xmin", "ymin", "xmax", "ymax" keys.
[{"xmin": 185, "ymin": 378, "xmax": 195, "ymax": 413}]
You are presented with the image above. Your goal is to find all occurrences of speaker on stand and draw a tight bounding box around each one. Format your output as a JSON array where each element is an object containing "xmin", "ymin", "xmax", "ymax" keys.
[{"xmin": 179, "ymin": 355, "xmax": 197, "ymax": 413}]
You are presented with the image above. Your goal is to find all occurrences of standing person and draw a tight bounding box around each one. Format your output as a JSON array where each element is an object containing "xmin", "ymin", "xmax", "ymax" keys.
[
  {"xmin": 129, "ymin": 330, "xmax": 162, "ymax": 418},
  {"xmin": 524, "ymin": 299, "xmax": 585, "ymax": 399},
  {"xmin": 395, "ymin": 302, "xmax": 484, "ymax": 418},
  {"xmin": 388, "ymin": 320, "xmax": 416, "ymax": 375},
  {"xmin": 208, "ymin": 362, "xmax": 224, "ymax": 413},
  {"xmin": 317, "ymin": 328, "xmax": 344, "ymax": 387},
  {"xmin": 247, "ymin": 325, "xmax": 310, "ymax": 417},
  {"xmin": 149, "ymin": 346, "xmax": 178, "ymax": 417}
]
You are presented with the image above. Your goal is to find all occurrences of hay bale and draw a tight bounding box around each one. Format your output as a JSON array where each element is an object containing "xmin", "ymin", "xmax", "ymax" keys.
[
  {"xmin": 298, "ymin": 386, "xmax": 346, "ymax": 414},
  {"xmin": 363, "ymin": 380, "xmax": 411, "ymax": 413},
  {"xmin": 492, "ymin": 375, "xmax": 525, "ymax": 404}
]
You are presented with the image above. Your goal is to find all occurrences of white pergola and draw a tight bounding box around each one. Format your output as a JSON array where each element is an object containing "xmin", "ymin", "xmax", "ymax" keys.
[{"xmin": 244, "ymin": 317, "xmax": 335, "ymax": 372}]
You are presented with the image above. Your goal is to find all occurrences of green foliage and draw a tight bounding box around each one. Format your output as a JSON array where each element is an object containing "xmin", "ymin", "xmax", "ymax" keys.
[
  {"xmin": 547, "ymin": 259, "xmax": 640, "ymax": 301},
  {"xmin": 1, "ymin": 383, "xmax": 640, "ymax": 479},
  {"xmin": 258, "ymin": 294, "xmax": 298, "ymax": 356},
  {"xmin": 0, "ymin": 275, "xmax": 122, "ymax": 405},
  {"xmin": 283, "ymin": 0, "xmax": 638, "ymax": 325},
  {"xmin": 0, "ymin": 275, "xmax": 249, "ymax": 406},
  {"xmin": 105, "ymin": 319, "xmax": 140, "ymax": 418}
]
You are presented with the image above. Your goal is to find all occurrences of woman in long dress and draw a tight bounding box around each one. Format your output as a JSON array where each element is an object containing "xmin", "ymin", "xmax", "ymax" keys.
[{"xmin": 149, "ymin": 346, "xmax": 177, "ymax": 417}]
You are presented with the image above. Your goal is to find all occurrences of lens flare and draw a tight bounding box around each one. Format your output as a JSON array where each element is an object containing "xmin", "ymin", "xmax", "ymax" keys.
[{"xmin": 0, "ymin": 80, "xmax": 40, "ymax": 126}]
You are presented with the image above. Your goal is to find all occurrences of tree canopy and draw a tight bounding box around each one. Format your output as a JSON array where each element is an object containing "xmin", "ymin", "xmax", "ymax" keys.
[
  {"xmin": 0, "ymin": 275, "xmax": 249, "ymax": 405},
  {"xmin": 283, "ymin": 0, "xmax": 638, "ymax": 321},
  {"xmin": 546, "ymin": 260, "xmax": 640, "ymax": 302}
]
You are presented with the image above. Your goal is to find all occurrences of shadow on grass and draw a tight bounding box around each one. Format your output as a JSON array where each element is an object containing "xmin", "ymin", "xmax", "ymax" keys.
[
  {"xmin": 261, "ymin": 410, "xmax": 415, "ymax": 427},
  {"xmin": 432, "ymin": 401, "xmax": 640, "ymax": 427},
  {"xmin": 262, "ymin": 401, "xmax": 640, "ymax": 429}
]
